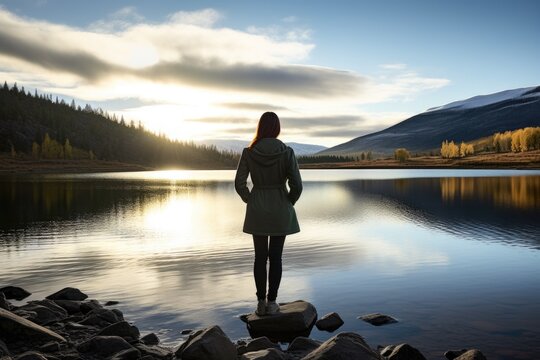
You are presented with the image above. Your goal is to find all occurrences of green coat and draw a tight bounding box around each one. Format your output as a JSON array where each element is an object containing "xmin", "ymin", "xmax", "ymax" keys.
[{"xmin": 235, "ymin": 138, "xmax": 303, "ymax": 236}]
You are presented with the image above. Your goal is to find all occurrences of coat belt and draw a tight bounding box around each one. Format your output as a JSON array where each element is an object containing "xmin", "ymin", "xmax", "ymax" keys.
[{"xmin": 253, "ymin": 184, "xmax": 285, "ymax": 189}]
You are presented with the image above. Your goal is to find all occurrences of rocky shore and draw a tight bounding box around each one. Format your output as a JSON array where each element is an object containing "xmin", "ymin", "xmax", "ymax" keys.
[{"xmin": 0, "ymin": 286, "xmax": 486, "ymax": 360}]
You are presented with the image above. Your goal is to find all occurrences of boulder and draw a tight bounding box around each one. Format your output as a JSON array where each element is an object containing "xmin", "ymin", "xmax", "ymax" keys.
[
  {"xmin": 52, "ymin": 300, "xmax": 81, "ymax": 315},
  {"xmin": 97, "ymin": 321, "xmax": 140, "ymax": 340},
  {"xmin": 302, "ymin": 332, "xmax": 381, "ymax": 360},
  {"xmin": 17, "ymin": 303, "xmax": 67, "ymax": 325},
  {"xmin": 141, "ymin": 332, "xmax": 160, "ymax": 345},
  {"xmin": 454, "ymin": 350, "xmax": 487, "ymax": 360},
  {"xmin": 134, "ymin": 344, "xmax": 173, "ymax": 359},
  {"xmin": 287, "ymin": 337, "xmax": 322, "ymax": 357},
  {"xmin": 80, "ymin": 300, "xmax": 103, "ymax": 314},
  {"xmin": 0, "ymin": 286, "xmax": 31, "ymax": 301},
  {"xmin": 0, "ymin": 294, "xmax": 11, "ymax": 311},
  {"xmin": 241, "ymin": 348, "xmax": 285, "ymax": 360},
  {"xmin": 0, "ymin": 339, "xmax": 9, "ymax": 357},
  {"xmin": 245, "ymin": 300, "xmax": 317, "ymax": 342},
  {"xmin": 315, "ymin": 312, "xmax": 344, "ymax": 332},
  {"xmin": 78, "ymin": 308, "xmax": 121, "ymax": 327},
  {"xmin": 175, "ymin": 325, "xmax": 236, "ymax": 360},
  {"xmin": 111, "ymin": 348, "xmax": 141, "ymax": 360},
  {"xmin": 0, "ymin": 308, "xmax": 66, "ymax": 344},
  {"xmin": 358, "ymin": 313, "xmax": 397, "ymax": 326},
  {"xmin": 46, "ymin": 288, "xmax": 87, "ymax": 301},
  {"xmin": 238, "ymin": 337, "xmax": 280, "ymax": 355},
  {"xmin": 77, "ymin": 336, "xmax": 133, "ymax": 357},
  {"xmin": 380, "ymin": 344, "xmax": 426, "ymax": 360},
  {"xmin": 13, "ymin": 351, "xmax": 47, "ymax": 360},
  {"xmin": 105, "ymin": 301, "xmax": 120, "ymax": 306},
  {"xmin": 181, "ymin": 329, "xmax": 193, "ymax": 335}
]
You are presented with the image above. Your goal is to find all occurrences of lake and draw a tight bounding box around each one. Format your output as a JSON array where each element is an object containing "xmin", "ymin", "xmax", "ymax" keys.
[{"xmin": 1, "ymin": 169, "xmax": 539, "ymax": 359}]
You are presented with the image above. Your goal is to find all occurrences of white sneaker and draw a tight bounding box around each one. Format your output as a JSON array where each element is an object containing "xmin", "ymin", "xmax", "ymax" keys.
[
  {"xmin": 266, "ymin": 301, "xmax": 280, "ymax": 315},
  {"xmin": 255, "ymin": 300, "xmax": 266, "ymax": 316}
]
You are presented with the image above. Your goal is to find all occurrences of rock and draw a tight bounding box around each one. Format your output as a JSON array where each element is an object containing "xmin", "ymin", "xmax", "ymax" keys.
[
  {"xmin": 0, "ymin": 339, "xmax": 9, "ymax": 356},
  {"xmin": 381, "ymin": 343, "xmax": 426, "ymax": 360},
  {"xmin": 135, "ymin": 344, "xmax": 173, "ymax": 359},
  {"xmin": 78, "ymin": 308, "xmax": 121, "ymax": 327},
  {"xmin": 0, "ymin": 286, "xmax": 31, "ymax": 301},
  {"xmin": 0, "ymin": 294, "xmax": 12, "ymax": 311},
  {"xmin": 175, "ymin": 325, "xmax": 237, "ymax": 360},
  {"xmin": 141, "ymin": 332, "xmax": 160, "ymax": 346},
  {"xmin": 241, "ymin": 348, "xmax": 285, "ymax": 360},
  {"xmin": 77, "ymin": 336, "xmax": 133, "ymax": 357},
  {"xmin": 111, "ymin": 348, "xmax": 141, "ymax": 360},
  {"xmin": 315, "ymin": 312, "xmax": 344, "ymax": 332},
  {"xmin": 301, "ymin": 332, "xmax": 381, "ymax": 360},
  {"xmin": 45, "ymin": 288, "xmax": 87, "ymax": 301},
  {"xmin": 181, "ymin": 329, "xmax": 193, "ymax": 335},
  {"xmin": 0, "ymin": 307, "xmax": 66, "ymax": 344},
  {"xmin": 105, "ymin": 301, "xmax": 120, "ymax": 306},
  {"xmin": 80, "ymin": 300, "xmax": 103, "ymax": 314},
  {"xmin": 287, "ymin": 337, "xmax": 322, "ymax": 356},
  {"xmin": 12, "ymin": 309, "xmax": 37, "ymax": 320},
  {"xmin": 65, "ymin": 321, "xmax": 90, "ymax": 330},
  {"xmin": 13, "ymin": 351, "xmax": 47, "ymax": 360},
  {"xmin": 51, "ymin": 300, "xmax": 81, "ymax": 315},
  {"xmin": 18, "ymin": 303, "xmax": 67, "ymax": 325},
  {"xmin": 238, "ymin": 337, "xmax": 280, "ymax": 355},
  {"xmin": 245, "ymin": 300, "xmax": 318, "ymax": 342},
  {"xmin": 97, "ymin": 321, "xmax": 140, "ymax": 340},
  {"xmin": 358, "ymin": 313, "xmax": 397, "ymax": 326},
  {"xmin": 38, "ymin": 341, "xmax": 60, "ymax": 353},
  {"xmin": 444, "ymin": 349, "xmax": 468, "ymax": 359},
  {"xmin": 454, "ymin": 349, "xmax": 487, "ymax": 360}
]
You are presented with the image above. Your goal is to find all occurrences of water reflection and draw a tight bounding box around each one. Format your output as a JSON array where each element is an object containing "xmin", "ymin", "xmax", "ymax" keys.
[{"xmin": 0, "ymin": 171, "xmax": 539, "ymax": 360}]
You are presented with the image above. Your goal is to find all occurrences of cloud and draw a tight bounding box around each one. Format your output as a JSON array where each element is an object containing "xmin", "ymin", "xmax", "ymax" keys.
[
  {"xmin": 281, "ymin": 115, "xmax": 365, "ymax": 127},
  {"xmin": 168, "ymin": 8, "xmax": 221, "ymax": 27},
  {"xmin": 0, "ymin": 9, "xmax": 361, "ymax": 98},
  {"xmin": 88, "ymin": 6, "xmax": 145, "ymax": 32},
  {"xmin": 185, "ymin": 116, "xmax": 251, "ymax": 124},
  {"xmin": 220, "ymin": 102, "xmax": 289, "ymax": 111}
]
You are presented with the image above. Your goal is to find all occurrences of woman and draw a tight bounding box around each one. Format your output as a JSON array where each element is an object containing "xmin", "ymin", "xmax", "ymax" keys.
[{"xmin": 235, "ymin": 112, "xmax": 303, "ymax": 316}]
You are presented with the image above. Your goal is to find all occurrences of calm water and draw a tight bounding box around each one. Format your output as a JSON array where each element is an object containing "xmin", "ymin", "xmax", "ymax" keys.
[{"xmin": 1, "ymin": 169, "xmax": 539, "ymax": 359}]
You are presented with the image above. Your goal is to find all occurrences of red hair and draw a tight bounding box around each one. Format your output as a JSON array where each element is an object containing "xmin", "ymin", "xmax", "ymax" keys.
[{"xmin": 249, "ymin": 112, "xmax": 281, "ymax": 148}]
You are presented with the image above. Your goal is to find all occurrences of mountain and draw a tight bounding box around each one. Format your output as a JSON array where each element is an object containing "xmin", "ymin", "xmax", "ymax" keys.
[
  {"xmin": 198, "ymin": 139, "xmax": 327, "ymax": 156},
  {"xmin": 319, "ymin": 86, "xmax": 540, "ymax": 156},
  {"xmin": 0, "ymin": 83, "xmax": 237, "ymax": 168}
]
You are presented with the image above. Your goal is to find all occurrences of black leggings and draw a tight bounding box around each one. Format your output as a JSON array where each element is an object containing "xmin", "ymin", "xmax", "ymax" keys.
[{"xmin": 253, "ymin": 235, "xmax": 286, "ymax": 301}]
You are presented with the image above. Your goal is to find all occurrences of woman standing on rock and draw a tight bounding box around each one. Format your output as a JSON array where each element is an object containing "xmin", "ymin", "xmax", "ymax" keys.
[{"xmin": 235, "ymin": 112, "xmax": 303, "ymax": 316}]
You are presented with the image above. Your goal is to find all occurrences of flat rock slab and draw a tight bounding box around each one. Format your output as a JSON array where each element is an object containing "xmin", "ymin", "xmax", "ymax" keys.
[
  {"xmin": 0, "ymin": 308, "xmax": 66, "ymax": 344},
  {"xmin": 358, "ymin": 313, "xmax": 398, "ymax": 326},
  {"xmin": 246, "ymin": 300, "xmax": 317, "ymax": 342}
]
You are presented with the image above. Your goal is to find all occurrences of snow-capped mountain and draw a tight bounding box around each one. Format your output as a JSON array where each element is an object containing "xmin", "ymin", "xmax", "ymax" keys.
[
  {"xmin": 427, "ymin": 86, "xmax": 539, "ymax": 112},
  {"xmin": 319, "ymin": 85, "xmax": 540, "ymax": 156}
]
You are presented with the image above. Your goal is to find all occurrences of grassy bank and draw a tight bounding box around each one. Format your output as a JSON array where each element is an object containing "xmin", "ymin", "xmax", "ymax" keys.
[
  {"xmin": 300, "ymin": 150, "xmax": 540, "ymax": 169},
  {"xmin": 0, "ymin": 155, "xmax": 152, "ymax": 173}
]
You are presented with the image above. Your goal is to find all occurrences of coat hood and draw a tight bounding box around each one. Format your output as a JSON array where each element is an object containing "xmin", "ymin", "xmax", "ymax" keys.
[{"xmin": 248, "ymin": 138, "xmax": 289, "ymax": 167}]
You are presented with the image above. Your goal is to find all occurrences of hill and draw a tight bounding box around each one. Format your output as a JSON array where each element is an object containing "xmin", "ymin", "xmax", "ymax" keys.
[
  {"xmin": 319, "ymin": 86, "xmax": 540, "ymax": 156},
  {"xmin": 0, "ymin": 82, "xmax": 237, "ymax": 169}
]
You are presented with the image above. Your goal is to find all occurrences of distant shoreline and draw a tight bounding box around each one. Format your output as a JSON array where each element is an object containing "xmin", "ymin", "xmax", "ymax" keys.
[{"xmin": 1, "ymin": 150, "xmax": 539, "ymax": 174}]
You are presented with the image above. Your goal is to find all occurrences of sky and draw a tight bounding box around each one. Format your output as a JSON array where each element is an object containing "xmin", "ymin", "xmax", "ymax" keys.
[{"xmin": 0, "ymin": 0, "xmax": 538, "ymax": 147}]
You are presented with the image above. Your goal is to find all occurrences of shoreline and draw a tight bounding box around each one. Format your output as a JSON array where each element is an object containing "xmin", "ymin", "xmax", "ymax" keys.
[
  {"xmin": 0, "ymin": 286, "xmax": 487, "ymax": 360},
  {"xmin": 1, "ymin": 150, "xmax": 539, "ymax": 174}
]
